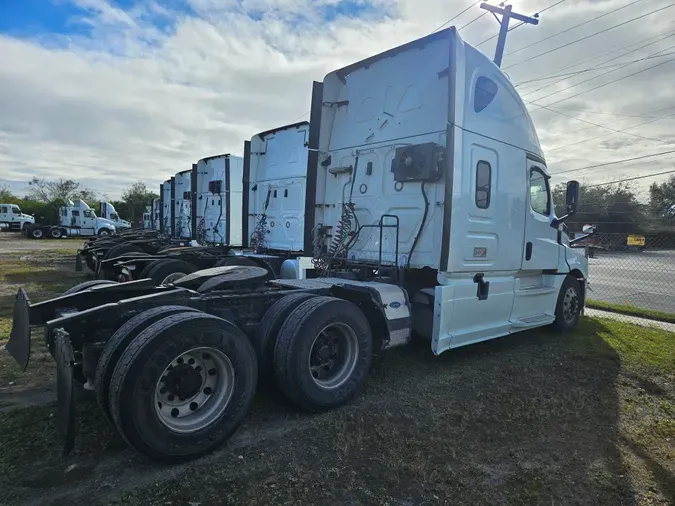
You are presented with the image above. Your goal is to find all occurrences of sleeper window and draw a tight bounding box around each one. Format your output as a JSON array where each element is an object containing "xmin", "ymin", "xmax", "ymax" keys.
[{"xmin": 475, "ymin": 161, "xmax": 491, "ymax": 209}]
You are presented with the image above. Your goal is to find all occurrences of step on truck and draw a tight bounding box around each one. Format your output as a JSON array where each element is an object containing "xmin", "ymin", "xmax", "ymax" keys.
[
  {"xmin": 6, "ymin": 28, "xmax": 590, "ymax": 463},
  {"xmin": 0, "ymin": 203, "xmax": 35, "ymax": 232},
  {"xmin": 24, "ymin": 199, "xmax": 117, "ymax": 239}
]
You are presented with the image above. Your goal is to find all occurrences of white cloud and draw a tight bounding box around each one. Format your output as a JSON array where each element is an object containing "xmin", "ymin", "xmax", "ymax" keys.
[{"xmin": 0, "ymin": 0, "xmax": 674, "ymax": 200}]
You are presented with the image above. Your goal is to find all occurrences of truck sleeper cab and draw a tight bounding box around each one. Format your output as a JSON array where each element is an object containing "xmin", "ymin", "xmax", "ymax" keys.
[
  {"xmin": 174, "ymin": 169, "xmax": 192, "ymax": 240},
  {"xmin": 5, "ymin": 28, "xmax": 588, "ymax": 464},
  {"xmin": 25, "ymin": 199, "xmax": 117, "ymax": 239}
]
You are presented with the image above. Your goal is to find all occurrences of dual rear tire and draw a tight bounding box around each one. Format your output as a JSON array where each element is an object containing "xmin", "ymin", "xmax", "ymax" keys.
[{"xmin": 92, "ymin": 294, "xmax": 373, "ymax": 462}]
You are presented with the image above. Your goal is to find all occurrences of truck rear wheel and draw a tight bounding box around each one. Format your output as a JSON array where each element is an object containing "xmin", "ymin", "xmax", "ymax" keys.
[
  {"xmin": 254, "ymin": 292, "xmax": 315, "ymax": 380},
  {"xmin": 149, "ymin": 259, "xmax": 197, "ymax": 285},
  {"xmin": 30, "ymin": 227, "xmax": 43, "ymax": 239},
  {"xmin": 95, "ymin": 305, "xmax": 199, "ymax": 423},
  {"xmin": 551, "ymin": 275, "xmax": 582, "ymax": 332},
  {"xmin": 139, "ymin": 259, "xmax": 170, "ymax": 279},
  {"xmin": 104, "ymin": 243, "xmax": 143, "ymax": 261},
  {"xmin": 273, "ymin": 296, "xmax": 373, "ymax": 412},
  {"xmin": 108, "ymin": 312, "xmax": 257, "ymax": 462},
  {"xmin": 50, "ymin": 228, "xmax": 63, "ymax": 239}
]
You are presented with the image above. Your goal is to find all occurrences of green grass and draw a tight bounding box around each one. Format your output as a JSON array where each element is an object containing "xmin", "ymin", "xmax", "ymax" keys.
[
  {"xmin": 0, "ymin": 244, "xmax": 673, "ymax": 505},
  {"xmin": 587, "ymin": 299, "xmax": 675, "ymax": 324}
]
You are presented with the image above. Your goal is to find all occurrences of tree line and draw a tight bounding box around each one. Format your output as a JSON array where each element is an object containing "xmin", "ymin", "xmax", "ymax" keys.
[
  {"xmin": 0, "ymin": 178, "xmax": 158, "ymax": 226},
  {"xmin": 554, "ymin": 175, "xmax": 675, "ymax": 235}
]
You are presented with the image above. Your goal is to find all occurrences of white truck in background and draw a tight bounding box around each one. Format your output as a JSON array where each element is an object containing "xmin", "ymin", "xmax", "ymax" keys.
[
  {"xmin": 194, "ymin": 154, "xmax": 244, "ymax": 245},
  {"xmin": 174, "ymin": 169, "xmax": 192, "ymax": 239},
  {"xmin": 161, "ymin": 180, "xmax": 173, "ymax": 235},
  {"xmin": 245, "ymin": 122, "xmax": 309, "ymax": 255},
  {"xmin": 0, "ymin": 203, "xmax": 35, "ymax": 232},
  {"xmin": 24, "ymin": 199, "xmax": 117, "ymax": 239},
  {"xmin": 98, "ymin": 202, "xmax": 131, "ymax": 230}
]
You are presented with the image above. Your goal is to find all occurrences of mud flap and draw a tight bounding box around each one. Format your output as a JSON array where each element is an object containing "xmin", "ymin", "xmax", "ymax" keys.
[
  {"xmin": 54, "ymin": 330, "xmax": 76, "ymax": 456},
  {"xmin": 5, "ymin": 288, "xmax": 31, "ymax": 371}
]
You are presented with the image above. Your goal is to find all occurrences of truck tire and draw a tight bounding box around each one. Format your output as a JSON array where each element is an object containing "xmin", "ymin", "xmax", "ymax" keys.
[
  {"xmin": 551, "ymin": 275, "xmax": 582, "ymax": 332},
  {"xmin": 108, "ymin": 312, "xmax": 257, "ymax": 462},
  {"xmin": 273, "ymin": 296, "xmax": 373, "ymax": 412},
  {"xmin": 104, "ymin": 243, "xmax": 143, "ymax": 261},
  {"xmin": 98, "ymin": 228, "xmax": 112, "ymax": 236},
  {"xmin": 95, "ymin": 305, "xmax": 200, "ymax": 424},
  {"xmin": 62, "ymin": 279, "xmax": 117, "ymax": 296},
  {"xmin": 254, "ymin": 292, "xmax": 315, "ymax": 380},
  {"xmin": 149, "ymin": 259, "xmax": 197, "ymax": 286},
  {"xmin": 50, "ymin": 228, "xmax": 63, "ymax": 239},
  {"xmin": 29, "ymin": 227, "xmax": 44, "ymax": 239},
  {"xmin": 139, "ymin": 259, "xmax": 170, "ymax": 279}
]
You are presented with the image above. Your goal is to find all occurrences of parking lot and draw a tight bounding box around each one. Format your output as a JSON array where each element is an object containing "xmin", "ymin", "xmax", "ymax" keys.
[{"xmin": 587, "ymin": 250, "xmax": 675, "ymax": 315}]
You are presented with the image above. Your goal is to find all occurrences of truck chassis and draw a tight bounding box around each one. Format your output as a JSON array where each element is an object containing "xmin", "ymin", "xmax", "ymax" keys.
[{"xmin": 7, "ymin": 264, "xmax": 415, "ymax": 462}]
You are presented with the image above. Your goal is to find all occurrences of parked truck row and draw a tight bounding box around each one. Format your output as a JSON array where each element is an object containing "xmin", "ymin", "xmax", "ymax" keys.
[
  {"xmin": 7, "ymin": 28, "xmax": 594, "ymax": 464},
  {"xmin": 0, "ymin": 200, "xmax": 131, "ymax": 238}
]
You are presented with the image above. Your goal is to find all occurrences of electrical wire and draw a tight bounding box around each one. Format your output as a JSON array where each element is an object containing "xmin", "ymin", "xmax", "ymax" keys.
[
  {"xmin": 552, "ymin": 148, "xmax": 675, "ymax": 176},
  {"xmin": 544, "ymin": 110, "xmax": 675, "ymax": 153},
  {"xmin": 531, "ymin": 54, "xmax": 675, "ymax": 109},
  {"xmin": 503, "ymin": 3, "xmax": 675, "ymax": 70},
  {"xmin": 527, "ymin": 100, "xmax": 671, "ymax": 144},
  {"xmin": 516, "ymin": 49, "xmax": 675, "ymax": 86},
  {"xmin": 526, "ymin": 44, "xmax": 675, "ymax": 105},
  {"xmin": 457, "ymin": 10, "xmax": 488, "ymax": 32},
  {"xmin": 430, "ymin": 0, "xmax": 482, "ymax": 35},
  {"xmin": 586, "ymin": 168, "xmax": 675, "ymax": 187},
  {"xmin": 514, "ymin": 24, "xmax": 675, "ymax": 93},
  {"xmin": 505, "ymin": 0, "xmax": 647, "ymax": 57}
]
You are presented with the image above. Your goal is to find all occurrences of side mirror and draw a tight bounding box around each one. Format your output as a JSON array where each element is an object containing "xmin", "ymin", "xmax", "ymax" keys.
[
  {"xmin": 582, "ymin": 224, "xmax": 596, "ymax": 234},
  {"xmin": 565, "ymin": 180, "xmax": 580, "ymax": 214}
]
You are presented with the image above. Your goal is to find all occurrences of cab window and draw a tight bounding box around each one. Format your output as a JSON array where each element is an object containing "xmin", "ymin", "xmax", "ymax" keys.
[
  {"xmin": 83, "ymin": 210, "xmax": 93, "ymax": 218},
  {"xmin": 111, "ymin": 213, "xmax": 119, "ymax": 220},
  {"xmin": 72, "ymin": 210, "xmax": 80, "ymax": 217},
  {"xmin": 529, "ymin": 168, "xmax": 550, "ymax": 216},
  {"xmin": 1, "ymin": 206, "xmax": 7, "ymax": 214},
  {"xmin": 12, "ymin": 207, "xmax": 21, "ymax": 214}
]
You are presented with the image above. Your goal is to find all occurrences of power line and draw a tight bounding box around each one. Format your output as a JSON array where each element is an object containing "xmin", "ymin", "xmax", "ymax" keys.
[
  {"xmin": 457, "ymin": 10, "xmax": 488, "ymax": 32},
  {"xmin": 288, "ymin": 111, "xmax": 309, "ymax": 123},
  {"xmin": 505, "ymin": 0, "xmax": 647, "ymax": 57},
  {"xmin": 430, "ymin": 0, "xmax": 482, "ymax": 35},
  {"xmin": 587, "ymin": 168, "xmax": 675, "ymax": 187},
  {"xmin": 525, "ymin": 44, "xmax": 675, "ymax": 104},
  {"xmin": 528, "ymin": 100, "xmax": 671, "ymax": 144},
  {"xmin": 538, "ymin": 105, "xmax": 675, "ymax": 143},
  {"xmin": 539, "ymin": 107, "xmax": 671, "ymax": 119},
  {"xmin": 514, "ymin": 23, "xmax": 675, "ymax": 92},
  {"xmin": 552, "ymin": 149, "xmax": 675, "ymax": 176},
  {"xmin": 531, "ymin": 54, "xmax": 675, "ymax": 109},
  {"xmin": 503, "ymin": 3, "xmax": 675, "ymax": 70},
  {"xmin": 516, "ymin": 49, "xmax": 675, "ymax": 86}
]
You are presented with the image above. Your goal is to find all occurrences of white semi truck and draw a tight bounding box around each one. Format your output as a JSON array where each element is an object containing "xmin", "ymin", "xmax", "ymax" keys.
[
  {"xmin": 24, "ymin": 199, "xmax": 117, "ymax": 239},
  {"xmin": 160, "ymin": 179, "xmax": 173, "ymax": 235},
  {"xmin": 0, "ymin": 203, "xmax": 35, "ymax": 231},
  {"xmin": 174, "ymin": 169, "xmax": 192, "ymax": 240},
  {"xmin": 245, "ymin": 122, "xmax": 310, "ymax": 255},
  {"xmin": 98, "ymin": 202, "xmax": 131, "ymax": 230},
  {"xmin": 194, "ymin": 154, "xmax": 244, "ymax": 245},
  {"xmin": 7, "ymin": 28, "xmax": 591, "ymax": 463}
]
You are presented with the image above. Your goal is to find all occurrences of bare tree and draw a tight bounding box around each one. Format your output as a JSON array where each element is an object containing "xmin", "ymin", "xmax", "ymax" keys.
[{"xmin": 27, "ymin": 177, "xmax": 98, "ymax": 205}]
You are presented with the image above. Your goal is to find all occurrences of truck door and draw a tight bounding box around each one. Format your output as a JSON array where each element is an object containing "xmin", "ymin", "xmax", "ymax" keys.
[
  {"xmin": 522, "ymin": 162, "xmax": 559, "ymax": 270},
  {"xmin": 82, "ymin": 210, "xmax": 96, "ymax": 229}
]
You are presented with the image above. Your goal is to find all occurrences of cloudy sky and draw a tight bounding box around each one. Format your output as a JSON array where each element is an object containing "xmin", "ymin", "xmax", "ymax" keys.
[{"xmin": 1, "ymin": 0, "xmax": 674, "ymax": 200}]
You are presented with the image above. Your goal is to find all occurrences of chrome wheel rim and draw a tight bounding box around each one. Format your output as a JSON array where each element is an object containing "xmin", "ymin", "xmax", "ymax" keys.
[
  {"xmin": 308, "ymin": 323, "xmax": 359, "ymax": 390},
  {"xmin": 162, "ymin": 272, "xmax": 187, "ymax": 285},
  {"xmin": 562, "ymin": 287, "xmax": 579, "ymax": 324},
  {"xmin": 154, "ymin": 347, "xmax": 235, "ymax": 433},
  {"xmin": 33, "ymin": 230, "xmax": 43, "ymax": 238},
  {"xmin": 100, "ymin": 230, "xmax": 110, "ymax": 236}
]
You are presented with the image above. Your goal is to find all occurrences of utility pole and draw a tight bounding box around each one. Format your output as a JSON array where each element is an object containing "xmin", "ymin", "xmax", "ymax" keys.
[{"xmin": 480, "ymin": 3, "xmax": 539, "ymax": 67}]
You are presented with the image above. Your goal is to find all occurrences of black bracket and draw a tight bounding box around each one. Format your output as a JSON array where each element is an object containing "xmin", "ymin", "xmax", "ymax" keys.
[{"xmin": 473, "ymin": 273, "xmax": 490, "ymax": 301}]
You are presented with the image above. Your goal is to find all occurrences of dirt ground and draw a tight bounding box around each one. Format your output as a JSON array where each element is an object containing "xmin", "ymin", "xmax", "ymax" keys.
[{"xmin": 0, "ymin": 233, "xmax": 673, "ymax": 506}]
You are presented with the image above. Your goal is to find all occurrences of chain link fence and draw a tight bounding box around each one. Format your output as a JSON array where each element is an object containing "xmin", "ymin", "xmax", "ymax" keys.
[{"xmin": 579, "ymin": 233, "xmax": 675, "ymax": 328}]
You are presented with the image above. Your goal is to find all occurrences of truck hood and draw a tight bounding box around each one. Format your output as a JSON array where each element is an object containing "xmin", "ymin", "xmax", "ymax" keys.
[
  {"xmin": 97, "ymin": 218, "xmax": 117, "ymax": 229},
  {"xmin": 116, "ymin": 219, "xmax": 131, "ymax": 228},
  {"xmin": 21, "ymin": 214, "xmax": 35, "ymax": 222}
]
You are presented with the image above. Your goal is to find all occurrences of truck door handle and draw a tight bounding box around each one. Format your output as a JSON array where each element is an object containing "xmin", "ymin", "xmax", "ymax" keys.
[
  {"xmin": 525, "ymin": 242, "xmax": 533, "ymax": 261},
  {"xmin": 473, "ymin": 273, "xmax": 490, "ymax": 301}
]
